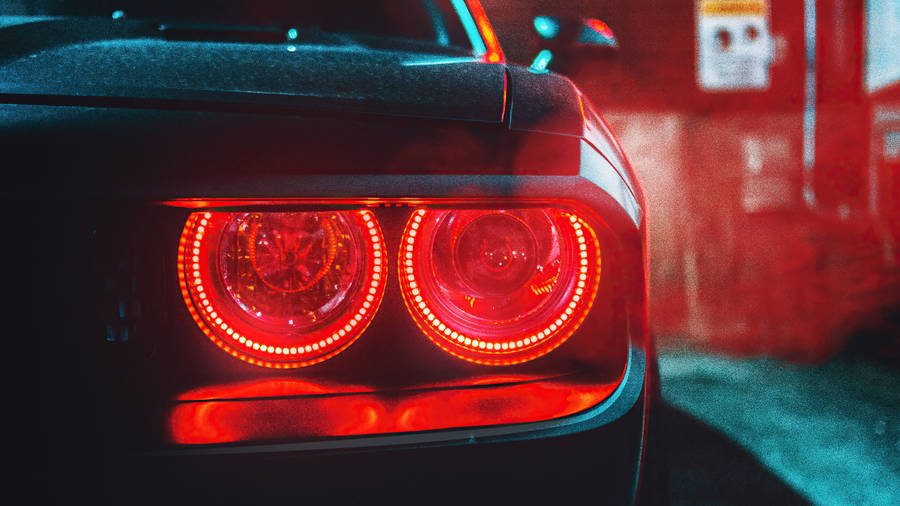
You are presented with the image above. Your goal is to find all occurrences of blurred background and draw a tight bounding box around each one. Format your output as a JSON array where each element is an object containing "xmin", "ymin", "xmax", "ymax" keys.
[
  {"xmin": 483, "ymin": 0, "xmax": 899, "ymax": 361},
  {"xmin": 480, "ymin": 1, "xmax": 898, "ymax": 503}
]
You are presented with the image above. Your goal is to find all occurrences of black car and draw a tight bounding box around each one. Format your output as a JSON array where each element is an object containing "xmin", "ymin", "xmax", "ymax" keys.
[{"xmin": 5, "ymin": 1, "xmax": 659, "ymax": 504}]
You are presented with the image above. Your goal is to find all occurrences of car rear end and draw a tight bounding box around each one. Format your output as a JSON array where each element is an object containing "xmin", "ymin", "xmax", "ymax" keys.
[
  {"xmin": 24, "ymin": 124, "xmax": 654, "ymax": 505},
  {"xmin": 3, "ymin": 3, "xmax": 658, "ymax": 504}
]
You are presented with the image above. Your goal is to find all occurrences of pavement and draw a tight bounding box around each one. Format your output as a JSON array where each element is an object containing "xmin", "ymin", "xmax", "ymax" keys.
[{"xmin": 658, "ymin": 351, "xmax": 900, "ymax": 505}]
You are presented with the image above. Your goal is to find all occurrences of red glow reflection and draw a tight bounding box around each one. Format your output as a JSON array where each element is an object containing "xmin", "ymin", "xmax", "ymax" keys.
[
  {"xmin": 467, "ymin": 0, "xmax": 505, "ymax": 63},
  {"xmin": 169, "ymin": 376, "xmax": 619, "ymax": 445},
  {"xmin": 587, "ymin": 19, "xmax": 615, "ymax": 40},
  {"xmin": 175, "ymin": 379, "xmax": 372, "ymax": 401}
]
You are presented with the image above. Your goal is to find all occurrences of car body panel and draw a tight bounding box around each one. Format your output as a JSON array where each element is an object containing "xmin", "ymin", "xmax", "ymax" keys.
[{"xmin": 1, "ymin": 19, "xmax": 506, "ymax": 124}]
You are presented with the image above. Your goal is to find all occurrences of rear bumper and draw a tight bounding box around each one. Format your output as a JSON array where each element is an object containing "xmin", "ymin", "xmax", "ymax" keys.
[{"xmin": 89, "ymin": 346, "xmax": 649, "ymax": 505}]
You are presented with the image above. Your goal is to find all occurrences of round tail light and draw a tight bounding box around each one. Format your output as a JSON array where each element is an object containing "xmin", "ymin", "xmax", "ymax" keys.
[
  {"xmin": 398, "ymin": 207, "xmax": 601, "ymax": 365},
  {"xmin": 178, "ymin": 210, "xmax": 386, "ymax": 368}
]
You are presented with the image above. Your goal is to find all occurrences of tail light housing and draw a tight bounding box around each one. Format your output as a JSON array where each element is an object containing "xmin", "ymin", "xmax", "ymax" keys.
[
  {"xmin": 159, "ymin": 199, "xmax": 630, "ymax": 445},
  {"xmin": 398, "ymin": 208, "xmax": 601, "ymax": 365},
  {"xmin": 177, "ymin": 210, "xmax": 386, "ymax": 368}
]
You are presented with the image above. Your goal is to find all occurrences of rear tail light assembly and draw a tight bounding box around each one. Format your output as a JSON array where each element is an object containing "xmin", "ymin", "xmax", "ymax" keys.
[
  {"xmin": 178, "ymin": 205, "xmax": 601, "ymax": 369},
  {"xmin": 166, "ymin": 200, "xmax": 628, "ymax": 445},
  {"xmin": 399, "ymin": 208, "xmax": 600, "ymax": 365},
  {"xmin": 179, "ymin": 210, "xmax": 386, "ymax": 368}
]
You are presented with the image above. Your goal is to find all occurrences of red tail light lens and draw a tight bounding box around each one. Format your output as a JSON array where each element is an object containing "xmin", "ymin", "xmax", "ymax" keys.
[
  {"xmin": 399, "ymin": 208, "xmax": 601, "ymax": 365},
  {"xmin": 178, "ymin": 210, "xmax": 386, "ymax": 368}
]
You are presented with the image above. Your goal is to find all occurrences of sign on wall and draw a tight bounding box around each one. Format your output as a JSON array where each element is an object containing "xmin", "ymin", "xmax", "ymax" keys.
[{"xmin": 697, "ymin": 0, "xmax": 774, "ymax": 91}]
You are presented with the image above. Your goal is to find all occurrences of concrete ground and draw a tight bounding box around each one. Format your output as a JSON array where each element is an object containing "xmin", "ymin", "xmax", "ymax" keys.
[{"xmin": 658, "ymin": 351, "xmax": 899, "ymax": 505}]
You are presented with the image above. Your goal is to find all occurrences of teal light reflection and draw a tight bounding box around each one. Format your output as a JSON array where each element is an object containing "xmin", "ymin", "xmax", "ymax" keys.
[
  {"xmin": 530, "ymin": 49, "xmax": 553, "ymax": 73},
  {"xmin": 533, "ymin": 16, "xmax": 560, "ymax": 40}
]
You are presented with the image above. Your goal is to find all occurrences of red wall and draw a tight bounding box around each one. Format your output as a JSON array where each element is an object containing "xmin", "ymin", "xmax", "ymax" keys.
[{"xmin": 483, "ymin": 0, "xmax": 900, "ymax": 361}]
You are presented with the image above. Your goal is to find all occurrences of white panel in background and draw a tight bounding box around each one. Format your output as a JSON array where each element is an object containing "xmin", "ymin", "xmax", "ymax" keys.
[{"xmin": 697, "ymin": 0, "xmax": 774, "ymax": 91}]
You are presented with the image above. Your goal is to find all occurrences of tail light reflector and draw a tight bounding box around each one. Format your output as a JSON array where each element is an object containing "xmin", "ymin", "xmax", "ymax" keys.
[
  {"xmin": 177, "ymin": 210, "xmax": 386, "ymax": 368},
  {"xmin": 399, "ymin": 207, "xmax": 601, "ymax": 365}
]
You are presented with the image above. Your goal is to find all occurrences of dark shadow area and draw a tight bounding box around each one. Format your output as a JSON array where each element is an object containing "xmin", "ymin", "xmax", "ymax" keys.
[
  {"xmin": 839, "ymin": 305, "xmax": 900, "ymax": 369},
  {"xmin": 658, "ymin": 403, "xmax": 811, "ymax": 506}
]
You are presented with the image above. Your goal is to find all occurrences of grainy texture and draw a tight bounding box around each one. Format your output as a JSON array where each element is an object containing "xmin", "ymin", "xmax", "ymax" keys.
[{"xmin": 660, "ymin": 351, "xmax": 900, "ymax": 505}]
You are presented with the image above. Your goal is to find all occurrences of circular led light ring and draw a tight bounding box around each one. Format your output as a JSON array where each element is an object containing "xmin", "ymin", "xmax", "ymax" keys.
[
  {"xmin": 177, "ymin": 210, "xmax": 386, "ymax": 368},
  {"xmin": 399, "ymin": 209, "xmax": 602, "ymax": 365}
]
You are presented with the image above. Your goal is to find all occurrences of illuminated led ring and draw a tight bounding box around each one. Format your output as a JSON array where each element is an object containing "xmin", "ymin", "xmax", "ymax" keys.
[
  {"xmin": 177, "ymin": 210, "xmax": 386, "ymax": 369},
  {"xmin": 399, "ymin": 209, "xmax": 602, "ymax": 366}
]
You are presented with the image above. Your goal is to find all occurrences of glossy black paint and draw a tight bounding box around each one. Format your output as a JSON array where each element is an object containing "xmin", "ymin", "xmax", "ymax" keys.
[{"xmin": 1, "ymin": 20, "xmax": 504, "ymax": 123}]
